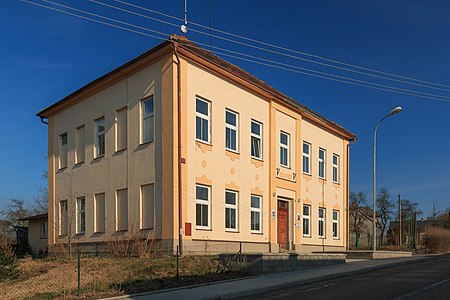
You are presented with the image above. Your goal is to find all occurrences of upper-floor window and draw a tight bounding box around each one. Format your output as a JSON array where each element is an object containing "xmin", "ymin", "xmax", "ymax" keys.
[
  {"xmin": 116, "ymin": 107, "xmax": 127, "ymax": 151},
  {"xmin": 251, "ymin": 120, "xmax": 262, "ymax": 159},
  {"xmin": 333, "ymin": 154, "xmax": 339, "ymax": 183},
  {"xmin": 318, "ymin": 148, "xmax": 326, "ymax": 179},
  {"xmin": 76, "ymin": 197, "xmax": 86, "ymax": 234},
  {"xmin": 250, "ymin": 195, "xmax": 262, "ymax": 233},
  {"xmin": 95, "ymin": 117, "xmax": 105, "ymax": 158},
  {"xmin": 75, "ymin": 125, "xmax": 85, "ymax": 164},
  {"xmin": 59, "ymin": 132, "xmax": 68, "ymax": 169},
  {"xmin": 318, "ymin": 207, "xmax": 325, "ymax": 238},
  {"xmin": 225, "ymin": 190, "xmax": 238, "ymax": 231},
  {"xmin": 225, "ymin": 110, "xmax": 238, "ymax": 152},
  {"xmin": 196, "ymin": 184, "xmax": 210, "ymax": 229},
  {"xmin": 196, "ymin": 98, "xmax": 210, "ymax": 143},
  {"xmin": 280, "ymin": 132, "xmax": 290, "ymax": 168},
  {"xmin": 333, "ymin": 210, "xmax": 339, "ymax": 239},
  {"xmin": 303, "ymin": 142, "xmax": 311, "ymax": 174},
  {"xmin": 303, "ymin": 204, "xmax": 310, "ymax": 237},
  {"xmin": 141, "ymin": 97, "xmax": 154, "ymax": 143}
]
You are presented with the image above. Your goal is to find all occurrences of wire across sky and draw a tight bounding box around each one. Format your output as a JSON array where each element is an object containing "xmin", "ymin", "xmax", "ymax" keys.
[{"xmin": 21, "ymin": 0, "xmax": 450, "ymax": 103}]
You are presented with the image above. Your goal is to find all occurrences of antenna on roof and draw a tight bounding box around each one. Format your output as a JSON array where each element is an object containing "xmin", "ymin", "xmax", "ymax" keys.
[{"xmin": 180, "ymin": 0, "xmax": 188, "ymax": 34}]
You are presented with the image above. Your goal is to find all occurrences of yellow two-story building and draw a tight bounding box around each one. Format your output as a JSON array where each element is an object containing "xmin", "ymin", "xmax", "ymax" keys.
[{"xmin": 37, "ymin": 35, "xmax": 356, "ymax": 254}]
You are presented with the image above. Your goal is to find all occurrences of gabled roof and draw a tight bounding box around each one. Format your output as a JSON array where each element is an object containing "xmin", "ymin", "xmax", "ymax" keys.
[
  {"xmin": 37, "ymin": 35, "xmax": 355, "ymax": 140},
  {"xmin": 19, "ymin": 213, "xmax": 48, "ymax": 221}
]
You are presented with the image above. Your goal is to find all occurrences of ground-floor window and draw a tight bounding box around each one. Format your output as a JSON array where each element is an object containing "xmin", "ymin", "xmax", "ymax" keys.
[
  {"xmin": 196, "ymin": 184, "xmax": 210, "ymax": 229},
  {"xmin": 333, "ymin": 210, "xmax": 339, "ymax": 239},
  {"xmin": 318, "ymin": 207, "xmax": 325, "ymax": 238},
  {"xmin": 303, "ymin": 204, "xmax": 310, "ymax": 237},
  {"xmin": 225, "ymin": 190, "xmax": 238, "ymax": 231},
  {"xmin": 250, "ymin": 195, "xmax": 262, "ymax": 232}
]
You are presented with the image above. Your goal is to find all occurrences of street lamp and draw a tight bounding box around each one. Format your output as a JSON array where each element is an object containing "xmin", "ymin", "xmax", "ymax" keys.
[{"xmin": 373, "ymin": 106, "xmax": 402, "ymax": 251}]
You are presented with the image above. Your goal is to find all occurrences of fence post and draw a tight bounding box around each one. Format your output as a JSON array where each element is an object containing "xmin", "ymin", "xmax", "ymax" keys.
[
  {"xmin": 239, "ymin": 242, "xmax": 242, "ymax": 272},
  {"xmin": 176, "ymin": 245, "xmax": 179, "ymax": 282},
  {"xmin": 77, "ymin": 250, "xmax": 81, "ymax": 296}
]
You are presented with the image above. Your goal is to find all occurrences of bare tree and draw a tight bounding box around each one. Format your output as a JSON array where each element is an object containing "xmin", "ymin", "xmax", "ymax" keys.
[
  {"xmin": 349, "ymin": 191, "xmax": 367, "ymax": 249},
  {"xmin": 32, "ymin": 171, "xmax": 48, "ymax": 214},
  {"xmin": 429, "ymin": 199, "xmax": 442, "ymax": 226},
  {"xmin": 0, "ymin": 199, "xmax": 30, "ymax": 227},
  {"xmin": 377, "ymin": 187, "xmax": 395, "ymax": 240}
]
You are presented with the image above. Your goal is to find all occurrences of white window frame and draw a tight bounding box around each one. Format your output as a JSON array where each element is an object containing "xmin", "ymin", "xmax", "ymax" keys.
[
  {"xmin": 303, "ymin": 142, "xmax": 311, "ymax": 175},
  {"xmin": 58, "ymin": 200, "xmax": 68, "ymax": 236},
  {"xmin": 116, "ymin": 189, "xmax": 128, "ymax": 232},
  {"xmin": 95, "ymin": 117, "xmax": 105, "ymax": 158},
  {"xmin": 250, "ymin": 195, "xmax": 262, "ymax": 233},
  {"xmin": 303, "ymin": 204, "xmax": 311, "ymax": 237},
  {"xmin": 141, "ymin": 97, "xmax": 154, "ymax": 144},
  {"xmin": 195, "ymin": 184, "xmax": 211, "ymax": 229},
  {"xmin": 318, "ymin": 207, "xmax": 325, "ymax": 239},
  {"xmin": 196, "ymin": 97, "xmax": 211, "ymax": 144},
  {"xmin": 280, "ymin": 131, "xmax": 290, "ymax": 168},
  {"xmin": 333, "ymin": 210, "xmax": 339, "ymax": 239},
  {"xmin": 41, "ymin": 221, "xmax": 48, "ymax": 238},
  {"xmin": 115, "ymin": 107, "xmax": 127, "ymax": 151},
  {"xmin": 225, "ymin": 190, "xmax": 238, "ymax": 231},
  {"xmin": 225, "ymin": 110, "xmax": 238, "ymax": 152},
  {"xmin": 332, "ymin": 154, "xmax": 339, "ymax": 183},
  {"xmin": 75, "ymin": 125, "xmax": 85, "ymax": 164},
  {"xmin": 318, "ymin": 148, "xmax": 326, "ymax": 179},
  {"xmin": 251, "ymin": 120, "xmax": 262, "ymax": 160},
  {"xmin": 76, "ymin": 197, "xmax": 86, "ymax": 234},
  {"xmin": 94, "ymin": 193, "xmax": 105, "ymax": 233},
  {"xmin": 59, "ymin": 132, "xmax": 68, "ymax": 169}
]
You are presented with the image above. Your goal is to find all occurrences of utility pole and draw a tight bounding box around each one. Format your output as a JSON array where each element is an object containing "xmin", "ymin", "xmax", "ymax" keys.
[{"xmin": 398, "ymin": 194, "xmax": 402, "ymax": 251}]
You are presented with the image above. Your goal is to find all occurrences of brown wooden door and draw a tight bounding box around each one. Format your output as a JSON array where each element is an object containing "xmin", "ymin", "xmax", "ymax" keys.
[{"xmin": 277, "ymin": 200, "xmax": 289, "ymax": 250}]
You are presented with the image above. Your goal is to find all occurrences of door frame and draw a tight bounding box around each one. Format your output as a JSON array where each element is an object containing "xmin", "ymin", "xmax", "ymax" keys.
[{"xmin": 277, "ymin": 198, "xmax": 290, "ymax": 250}]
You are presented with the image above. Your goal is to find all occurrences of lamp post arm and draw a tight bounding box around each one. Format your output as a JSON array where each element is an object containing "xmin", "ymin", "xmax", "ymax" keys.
[{"xmin": 373, "ymin": 113, "xmax": 392, "ymax": 251}]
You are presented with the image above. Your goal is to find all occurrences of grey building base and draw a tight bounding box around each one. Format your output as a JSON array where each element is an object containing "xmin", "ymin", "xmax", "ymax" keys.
[{"xmin": 220, "ymin": 252, "xmax": 346, "ymax": 274}]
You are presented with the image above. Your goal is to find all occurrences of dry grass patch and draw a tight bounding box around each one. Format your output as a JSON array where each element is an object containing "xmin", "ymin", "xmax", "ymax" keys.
[{"xmin": 0, "ymin": 254, "xmax": 244, "ymax": 299}]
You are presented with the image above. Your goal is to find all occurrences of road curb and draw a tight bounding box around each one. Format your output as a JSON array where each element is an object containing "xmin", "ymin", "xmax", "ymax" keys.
[{"xmin": 220, "ymin": 256, "xmax": 435, "ymax": 299}]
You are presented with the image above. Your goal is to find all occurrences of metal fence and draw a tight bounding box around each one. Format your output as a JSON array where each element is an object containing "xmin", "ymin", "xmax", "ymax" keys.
[{"xmin": 0, "ymin": 243, "xmax": 245, "ymax": 300}]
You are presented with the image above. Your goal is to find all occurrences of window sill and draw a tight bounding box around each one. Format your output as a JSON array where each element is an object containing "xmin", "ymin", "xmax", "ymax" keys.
[
  {"xmin": 303, "ymin": 172, "xmax": 312, "ymax": 176},
  {"xmin": 114, "ymin": 148, "xmax": 127, "ymax": 154},
  {"xmin": 140, "ymin": 140, "xmax": 154, "ymax": 146},
  {"xmin": 74, "ymin": 161, "xmax": 84, "ymax": 166},
  {"xmin": 303, "ymin": 235, "xmax": 311, "ymax": 238},
  {"xmin": 250, "ymin": 231, "xmax": 263, "ymax": 235},
  {"xmin": 75, "ymin": 233, "xmax": 85, "ymax": 236},
  {"xmin": 93, "ymin": 155, "xmax": 104, "ymax": 161},
  {"xmin": 195, "ymin": 227, "xmax": 211, "ymax": 231},
  {"xmin": 225, "ymin": 229, "xmax": 239, "ymax": 233},
  {"xmin": 140, "ymin": 227, "xmax": 155, "ymax": 231}
]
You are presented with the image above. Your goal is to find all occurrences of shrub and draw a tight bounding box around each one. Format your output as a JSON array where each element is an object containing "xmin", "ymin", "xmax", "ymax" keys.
[
  {"xmin": 0, "ymin": 237, "xmax": 19, "ymax": 281},
  {"xmin": 424, "ymin": 226, "xmax": 450, "ymax": 253}
]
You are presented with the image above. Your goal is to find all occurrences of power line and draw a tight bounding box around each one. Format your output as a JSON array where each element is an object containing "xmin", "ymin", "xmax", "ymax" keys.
[
  {"xmin": 21, "ymin": 0, "xmax": 167, "ymax": 41},
  {"xmin": 39, "ymin": 0, "xmax": 169, "ymax": 38},
  {"xmin": 21, "ymin": 0, "xmax": 450, "ymax": 103},
  {"xmin": 86, "ymin": 0, "xmax": 450, "ymax": 101},
  {"xmin": 108, "ymin": 0, "xmax": 450, "ymax": 91}
]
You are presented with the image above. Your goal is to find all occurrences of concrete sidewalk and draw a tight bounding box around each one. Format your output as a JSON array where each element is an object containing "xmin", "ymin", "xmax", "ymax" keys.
[{"xmin": 107, "ymin": 255, "xmax": 434, "ymax": 300}]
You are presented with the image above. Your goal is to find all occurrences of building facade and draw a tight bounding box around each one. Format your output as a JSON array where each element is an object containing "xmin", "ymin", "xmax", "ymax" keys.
[{"xmin": 38, "ymin": 35, "xmax": 355, "ymax": 253}]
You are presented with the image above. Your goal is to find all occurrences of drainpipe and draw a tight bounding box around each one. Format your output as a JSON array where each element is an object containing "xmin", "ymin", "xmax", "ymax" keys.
[
  {"xmin": 346, "ymin": 138, "xmax": 356, "ymax": 250},
  {"xmin": 173, "ymin": 40, "xmax": 183, "ymax": 255},
  {"xmin": 40, "ymin": 116, "xmax": 48, "ymax": 125}
]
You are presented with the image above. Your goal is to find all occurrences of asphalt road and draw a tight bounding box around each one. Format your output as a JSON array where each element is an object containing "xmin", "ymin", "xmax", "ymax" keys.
[{"xmin": 244, "ymin": 254, "xmax": 450, "ymax": 300}]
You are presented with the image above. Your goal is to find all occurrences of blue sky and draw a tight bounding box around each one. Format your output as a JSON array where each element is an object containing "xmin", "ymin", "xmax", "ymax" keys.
[{"xmin": 1, "ymin": 0, "xmax": 450, "ymax": 217}]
